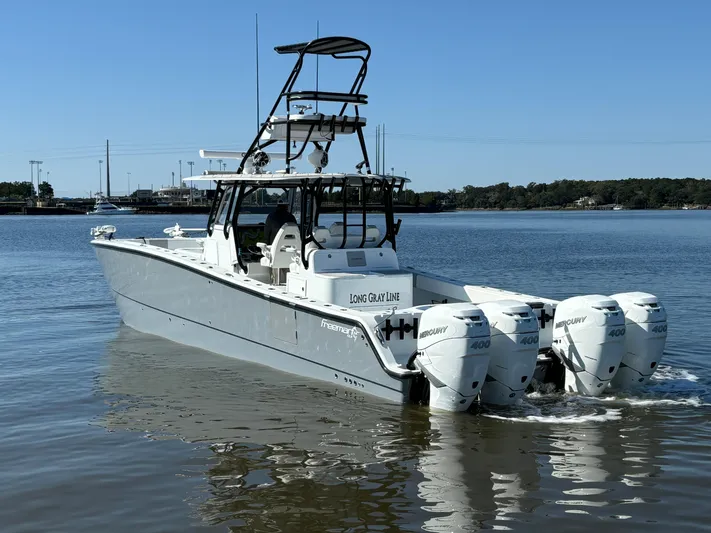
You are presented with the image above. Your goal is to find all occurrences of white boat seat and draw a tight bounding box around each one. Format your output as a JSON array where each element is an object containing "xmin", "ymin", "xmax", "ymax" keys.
[
  {"xmin": 257, "ymin": 222, "xmax": 301, "ymax": 269},
  {"xmin": 329, "ymin": 222, "xmax": 344, "ymax": 235},
  {"xmin": 312, "ymin": 226, "xmax": 331, "ymax": 245},
  {"xmin": 364, "ymin": 225, "xmax": 380, "ymax": 247},
  {"xmin": 328, "ymin": 222, "xmax": 380, "ymax": 248}
]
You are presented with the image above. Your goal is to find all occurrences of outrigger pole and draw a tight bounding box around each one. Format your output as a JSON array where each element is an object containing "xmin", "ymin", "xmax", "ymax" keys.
[{"xmin": 255, "ymin": 13, "xmax": 260, "ymax": 134}]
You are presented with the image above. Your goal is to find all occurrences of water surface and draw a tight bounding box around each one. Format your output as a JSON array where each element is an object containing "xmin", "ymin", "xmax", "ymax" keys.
[{"xmin": 1, "ymin": 210, "xmax": 709, "ymax": 532}]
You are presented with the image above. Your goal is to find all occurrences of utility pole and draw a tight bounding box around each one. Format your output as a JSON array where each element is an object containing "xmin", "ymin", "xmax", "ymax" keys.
[
  {"xmin": 382, "ymin": 123, "xmax": 385, "ymax": 175},
  {"xmin": 209, "ymin": 159, "xmax": 212, "ymax": 171},
  {"xmin": 29, "ymin": 161, "xmax": 37, "ymax": 198},
  {"xmin": 375, "ymin": 125, "xmax": 379, "ymax": 175},
  {"xmin": 98, "ymin": 160, "xmax": 103, "ymax": 195},
  {"xmin": 217, "ymin": 159, "xmax": 223, "ymax": 173},
  {"xmin": 127, "ymin": 172, "xmax": 131, "ymax": 197},
  {"xmin": 187, "ymin": 161, "xmax": 195, "ymax": 205},
  {"xmin": 106, "ymin": 140, "xmax": 111, "ymax": 197},
  {"xmin": 37, "ymin": 161, "xmax": 43, "ymax": 195},
  {"xmin": 223, "ymin": 162, "xmax": 227, "ymax": 171}
]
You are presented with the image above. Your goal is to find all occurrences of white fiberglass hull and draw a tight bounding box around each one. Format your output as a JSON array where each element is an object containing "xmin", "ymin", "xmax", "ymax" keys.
[
  {"xmin": 92, "ymin": 239, "xmax": 668, "ymax": 410},
  {"xmin": 86, "ymin": 209, "xmax": 136, "ymax": 215},
  {"xmin": 93, "ymin": 241, "xmax": 412, "ymax": 404}
]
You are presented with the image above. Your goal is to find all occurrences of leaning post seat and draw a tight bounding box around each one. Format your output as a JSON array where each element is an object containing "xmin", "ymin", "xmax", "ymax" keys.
[{"xmin": 257, "ymin": 222, "xmax": 301, "ymax": 270}]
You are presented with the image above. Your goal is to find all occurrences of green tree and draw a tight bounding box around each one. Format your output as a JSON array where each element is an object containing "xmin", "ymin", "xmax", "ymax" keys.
[
  {"xmin": 0, "ymin": 181, "xmax": 35, "ymax": 198},
  {"xmin": 39, "ymin": 181, "xmax": 54, "ymax": 199},
  {"xmin": 420, "ymin": 192, "xmax": 438, "ymax": 207}
]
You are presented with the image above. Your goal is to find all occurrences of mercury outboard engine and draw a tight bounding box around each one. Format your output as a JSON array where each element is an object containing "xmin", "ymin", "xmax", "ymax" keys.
[
  {"xmin": 478, "ymin": 300, "xmax": 539, "ymax": 405},
  {"xmin": 609, "ymin": 292, "xmax": 668, "ymax": 389},
  {"xmin": 551, "ymin": 295, "xmax": 625, "ymax": 396},
  {"xmin": 414, "ymin": 303, "xmax": 491, "ymax": 412}
]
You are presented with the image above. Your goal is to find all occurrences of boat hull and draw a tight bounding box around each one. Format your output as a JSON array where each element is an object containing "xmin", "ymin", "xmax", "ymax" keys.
[
  {"xmin": 86, "ymin": 210, "xmax": 136, "ymax": 215},
  {"xmin": 93, "ymin": 243, "xmax": 411, "ymax": 404}
]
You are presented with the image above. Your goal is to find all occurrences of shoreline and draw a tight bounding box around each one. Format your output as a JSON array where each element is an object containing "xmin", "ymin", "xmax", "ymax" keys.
[{"xmin": 1, "ymin": 205, "xmax": 707, "ymax": 216}]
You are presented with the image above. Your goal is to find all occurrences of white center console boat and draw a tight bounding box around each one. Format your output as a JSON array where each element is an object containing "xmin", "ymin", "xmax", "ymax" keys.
[
  {"xmin": 91, "ymin": 37, "xmax": 668, "ymax": 411},
  {"xmin": 87, "ymin": 196, "xmax": 137, "ymax": 215}
]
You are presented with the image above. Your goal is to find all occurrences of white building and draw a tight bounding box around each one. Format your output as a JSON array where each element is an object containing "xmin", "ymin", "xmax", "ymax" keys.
[
  {"xmin": 574, "ymin": 196, "xmax": 596, "ymax": 207},
  {"xmin": 154, "ymin": 186, "xmax": 207, "ymax": 204}
]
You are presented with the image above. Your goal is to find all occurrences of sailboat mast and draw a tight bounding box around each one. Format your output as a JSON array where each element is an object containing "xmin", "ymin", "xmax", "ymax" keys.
[{"xmin": 106, "ymin": 139, "xmax": 111, "ymax": 197}]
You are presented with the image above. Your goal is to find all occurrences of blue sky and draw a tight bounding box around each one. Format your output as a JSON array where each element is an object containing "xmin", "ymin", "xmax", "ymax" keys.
[{"xmin": 1, "ymin": 0, "xmax": 709, "ymax": 196}]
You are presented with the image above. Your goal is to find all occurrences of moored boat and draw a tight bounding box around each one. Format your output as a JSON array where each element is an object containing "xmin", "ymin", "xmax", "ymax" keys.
[{"xmin": 86, "ymin": 195, "xmax": 137, "ymax": 215}]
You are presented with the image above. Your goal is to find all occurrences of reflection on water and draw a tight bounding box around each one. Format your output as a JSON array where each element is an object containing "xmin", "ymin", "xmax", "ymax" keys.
[
  {"xmin": 544, "ymin": 422, "xmax": 664, "ymax": 515},
  {"xmin": 98, "ymin": 326, "xmax": 710, "ymax": 531}
]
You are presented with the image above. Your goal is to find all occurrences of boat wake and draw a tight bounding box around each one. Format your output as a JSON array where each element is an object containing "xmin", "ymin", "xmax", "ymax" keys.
[
  {"xmin": 479, "ymin": 364, "xmax": 708, "ymax": 424},
  {"xmin": 482, "ymin": 406, "xmax": 623, "ymax": 425},
  {"xmin": 649, "ymin": 365, "xmax": 699, "ymax": 383}
]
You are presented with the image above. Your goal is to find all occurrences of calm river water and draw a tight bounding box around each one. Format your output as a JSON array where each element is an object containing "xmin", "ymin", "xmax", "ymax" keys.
[{"xmin": 1, "ymin": 210, "xmax": 710, "ymax": 532}]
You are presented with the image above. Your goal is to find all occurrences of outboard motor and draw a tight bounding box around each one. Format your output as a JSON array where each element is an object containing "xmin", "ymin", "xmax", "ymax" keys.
[
  {"xmin": 551, "ymin": 295, "xmax": 626, "ymax": 396},
  {"xmin": 478, "ymin": 300, "xmax": 539, "ymax": 405},
  {"xmin": 414, "ymin": 303, "xmax": 491, "ymax": 412},
  {"xmin": 609, "ymin": 292, "xmax": 668, "ymax": 389}
]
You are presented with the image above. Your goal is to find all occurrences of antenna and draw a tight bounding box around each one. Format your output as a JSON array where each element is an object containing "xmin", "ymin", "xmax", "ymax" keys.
[
  {"xmin": 255, "ymin": 13, "xmax": 260, "ymax": 132},
  {"xmin": 315, "ymin": 20, "xmax": 319, "ymax": 114}
]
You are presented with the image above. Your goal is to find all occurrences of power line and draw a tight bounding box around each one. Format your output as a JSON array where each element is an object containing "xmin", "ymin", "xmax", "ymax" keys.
[
  {"xmin": 4, "ymin": 134, "xmax": 711, "ymax": 165},
  {"xmin": 379, "ymin": 132, "xmax": 711, "ymax": 146}
]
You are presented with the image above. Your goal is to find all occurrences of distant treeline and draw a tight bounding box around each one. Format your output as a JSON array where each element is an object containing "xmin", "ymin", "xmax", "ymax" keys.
[
  {"xmin": 396, "ymin": 177, "xmax": 711, "ymax": 210},
  {"xmin": 0, "ymin": 181, "xmax": 35, "ymax": 199},
  {"xmin": 4, "ymin": 177, "xmax": 710, "ymax": 210}
]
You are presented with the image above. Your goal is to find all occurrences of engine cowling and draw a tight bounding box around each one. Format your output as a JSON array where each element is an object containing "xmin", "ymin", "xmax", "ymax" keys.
[
  {"xmin": 551, "ymin": 295, "xmax": 625, "ymax": 396},
  {"xmin": 609, "ymin": 292, "xmax": 668, "ymax": 389},
  {"xmin": 414, "ymin": 303, "xmax": 491, "ymax": 412},
  {"xmin": 478, "ymin": 300, "xmax": 539, "ymax": 405}
]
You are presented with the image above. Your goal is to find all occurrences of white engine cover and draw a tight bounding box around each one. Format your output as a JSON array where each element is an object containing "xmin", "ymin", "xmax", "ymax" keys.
[
  {"xmin": 478, "ymin": 300, "xmax": 539, "ymax": 405},
  {"xmin": 609, "ymin": 292, "xmax": 668, "ymax": 389},
  {"xmin": 551, "ymin": 295, "xmax": 626, "ymax": 396},
  {"xmin": 415, "ymin": 303, "xmax": 491, "ymax": 412}
]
